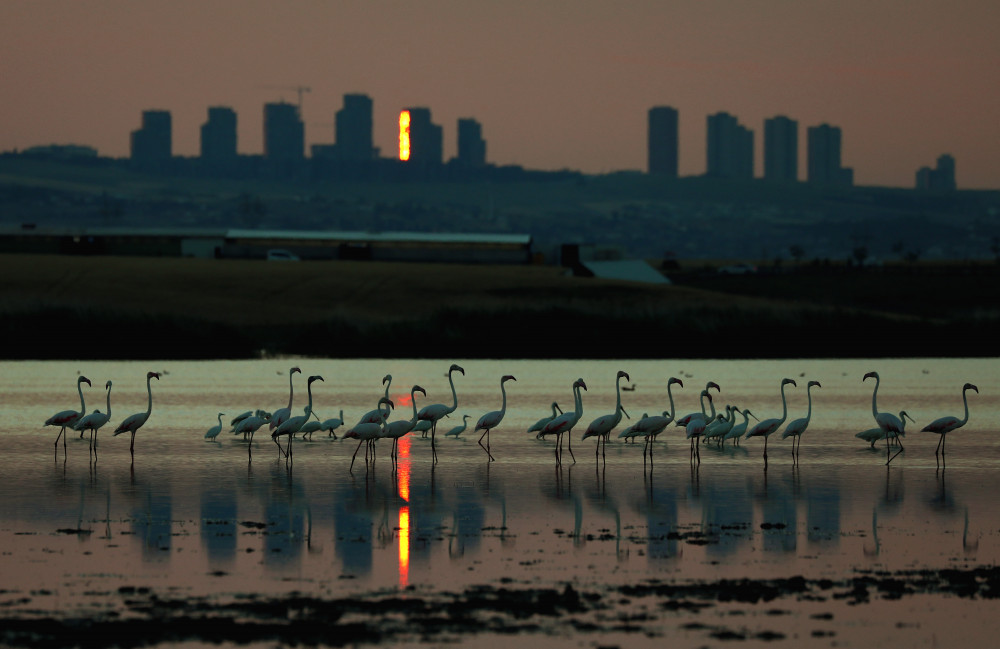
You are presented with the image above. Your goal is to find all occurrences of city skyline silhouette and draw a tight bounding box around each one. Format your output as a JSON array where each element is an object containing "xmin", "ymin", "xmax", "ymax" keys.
[{"xmin": 1, "ymin": 1, "xmax": 997, "ymax": 189}]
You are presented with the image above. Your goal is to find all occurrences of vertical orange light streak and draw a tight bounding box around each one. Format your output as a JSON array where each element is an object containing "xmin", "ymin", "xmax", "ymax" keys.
[
  {"xmin": 398, "ymin": 506, "xmax": 410, "ymax": 588},
  {"xmin": 397, "ymin": 436, "xmax": 411, "ymax": 587},
  {"xmin": 398, "ymin": 111, "xmax": 411, "ymax": 161}
]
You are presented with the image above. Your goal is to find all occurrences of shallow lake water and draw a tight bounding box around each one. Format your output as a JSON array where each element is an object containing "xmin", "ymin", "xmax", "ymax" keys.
[{"xmin": 2, "ymin": 358, "xmax": 999, "ymax": 647}]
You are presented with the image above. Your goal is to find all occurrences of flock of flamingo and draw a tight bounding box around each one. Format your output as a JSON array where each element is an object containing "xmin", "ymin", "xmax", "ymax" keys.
[{"xmin": 45, "ymin": 365, "xmax": 979, "ymax": 470}]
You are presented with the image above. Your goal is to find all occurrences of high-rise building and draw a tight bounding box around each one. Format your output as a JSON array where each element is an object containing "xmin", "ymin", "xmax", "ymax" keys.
[
  {"xmin": 335, "ymin": 94, "xmax": 374, "ymax": 161},
  {"xmin": 130, "ymin": 110, "xmax": 172, "ymax": 165},
  {"xmin": 647, "ymin": 106, "xmax": 679, "ymax": 177},
  {"xmin": 706, "ymin": 112, "xmax": 753, "ymax": 179},
  {"xmin": 264, "ymin": 102, "xmax": 304, "ymax": 162},
  {"xmin": 807, "ymin": 123, "xmax": 852, "ymax": 186},
  {"xmin": 916, "ymin": 154, "xmax": 956, "ymax": 191},
  {"xmin": 456, "ymin": 118, "xmax": 486, "ymax": 167},
  {"xmin": 764, "ymin": 115, "xmax": 798, "ymax": 182},
  {"xmin": 200, "ymin": 106, "xmax": 237, "ymax": 164},
  {"xmin": 399, "ymin": 107, "xmax": 442, "ymax": 165}
]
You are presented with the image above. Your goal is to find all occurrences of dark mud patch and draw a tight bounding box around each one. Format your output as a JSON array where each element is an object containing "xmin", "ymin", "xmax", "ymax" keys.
[{"xmin": 2, "ymin": 567, "xmax": 999, "ymax": 647}]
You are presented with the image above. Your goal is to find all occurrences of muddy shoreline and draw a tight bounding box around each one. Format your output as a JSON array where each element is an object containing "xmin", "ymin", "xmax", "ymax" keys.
[{"xmin": 3, "ymin": 567, "xmax": 997, "ymax": 647}]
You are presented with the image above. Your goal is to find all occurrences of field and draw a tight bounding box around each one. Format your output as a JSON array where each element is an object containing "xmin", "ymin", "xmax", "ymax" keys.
[{"xmin": 2, "ymin": 253, "xmax": 996, "ymax": 360}]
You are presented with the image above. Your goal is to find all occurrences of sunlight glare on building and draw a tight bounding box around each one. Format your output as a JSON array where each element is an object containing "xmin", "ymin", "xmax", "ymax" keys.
[{"xmin": 398, "ymin": 111, "xmax": 411, "ymax": 161}]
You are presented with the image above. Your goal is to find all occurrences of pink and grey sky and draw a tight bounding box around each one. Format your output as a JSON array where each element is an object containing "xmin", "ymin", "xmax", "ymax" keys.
[{"xmin": 1, "ymin": 0, "xmax": 997, "ymax": 188}]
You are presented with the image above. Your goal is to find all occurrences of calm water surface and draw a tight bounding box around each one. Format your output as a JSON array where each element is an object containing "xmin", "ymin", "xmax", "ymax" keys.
[{"xmin": 2, "ymin": 358, "xmax": 999, "ymax": 646}]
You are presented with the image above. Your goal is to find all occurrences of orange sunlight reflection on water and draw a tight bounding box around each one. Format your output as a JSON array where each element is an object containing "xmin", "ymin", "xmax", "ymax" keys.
[{"xmin": 397, "ymin": 436, "xmax": 411, "ymax": 587}]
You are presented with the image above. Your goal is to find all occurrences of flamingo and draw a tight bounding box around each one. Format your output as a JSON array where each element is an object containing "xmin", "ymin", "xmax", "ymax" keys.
[
  {"xmin": 743, "ymin": 377, "xmax": 797, "ymax": 469},
  {"xmin": 685, "ymin": 391, "xmax": 717, "ymax": 462},
  {"xmin": 921, "ymin": 382, "xmax": 979, "ymax": 467},
  {"xmin": 416, "ymin": 363, "xmax": 465, "ymax": 463},
  {"xmin": 344, "ymin": 397, "xmax": 393, "ymax": 471},
  {"xmin": 723, "ymin": 408, "xmax": 757, "ymax": 446},
  {"xmin": 204, "ymin": 412, "xmax": 225, "ymax": 440},
  {"xmin": 675, "ymin": 381, "xmax": 721, "ymax": 427},
  {"xmin": 781, "ymin": 380, "xmax": 821, "ymax": 461},
  {"xmin": 623, "ymin": 377, "xmax": 683, "ymax": 461},
  {"xmin": 229, "ymin": 411, "xmax": 253, "ymax": 429},
  {"xmin": 540, "ymin": 378, "xmax": 587, "ymax": 464},
  {"xmin": 617, "ymin": 415, "xmax": 647, "ymax": 444},
  {"xmin": 863, "ymin": 371, "xmax": 908, "ymax": 465},
  {"xmin": 581, "ymin": 370, "xmax": 630, "ymax": 461},
  {"xmin": 527, "ymin": 403, "xmax": 563, "ymax": 435},
  {"xmin": 475, "ymin": 374, "xmax": 516, "ymax": 462},
  {"xmin": 382, "ymin": 385, "xmax": 427, "ymax": 463},
  {"xmin": 74, "ymin": 380, "xmax": 112, "ymax": 453},
  {"xmin": 704, "ymin": 405, "xmax": 736, "ymax": 445},
  {"xmin": 411, "ymin": 419, "xmax": 432, "ymax": 437},
  {"xmin": 233, "ymin": 410, "xmax": 271, "ymax": 459},
  {"xmin": 321, "ymin": 409, "xmax": 345, "ymax": 438},
  {"xmin": 857, "ymin": 411, "xmax": 914, "ymax": 448},
  {"xmin": 47, "ymin": 375, "xmax": 92, "ymax": 450},
  {"xmin": 297, "ymin": 409, "xmax": 323, "ymax": 439},
  {"xmin": 357, "ymin": 374, "xmax": 393, "ymax": 425},
  {"xmin": 269, "ymin": 367, "xmax": 302, "ymax": 432},
  {"xmin": 112, "ymin": 371, "xmax": 161, "ymax": 454},
  {"xmin": 272, "ymin": 375, "xmax": 323, "ymax": 462},
  {"xmin": 445, "ymin": 414, "xmax": 472, "ymax": 438}
]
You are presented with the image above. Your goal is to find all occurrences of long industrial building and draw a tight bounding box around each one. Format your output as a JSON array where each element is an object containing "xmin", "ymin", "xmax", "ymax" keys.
[{"xmin": 0, "ymin": 227, "xmax": 535, "ymax": 264}]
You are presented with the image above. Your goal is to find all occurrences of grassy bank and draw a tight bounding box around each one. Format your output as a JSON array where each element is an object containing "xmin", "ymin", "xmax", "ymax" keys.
[{"xmin": 1, "ymin": 254, "xmax": 994, "ymax": 359}]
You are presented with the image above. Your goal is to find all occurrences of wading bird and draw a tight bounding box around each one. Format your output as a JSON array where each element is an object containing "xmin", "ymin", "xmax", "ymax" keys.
[
  {"xmin": 475, "ymin": 375, "xmax": 516, "ymax": 461},
  {"xmin": 233, "ymin": 410, "xmax": 271, "ymax": 460},
  {"xmin": 540, "ymin": 378, "xmax": 587, "ymax": 465},
  {"xmin": 269, "ymin": 367, "xmax": 301, "ymax": 432},
  {"xmin": 744, "ymin": 378, "xmax": 797, "ymax": 469},
  {"xmin": 204, "ymin": 412, "xmax": 225, "ymax": 440},
  {"xmin": 863, "ymin": 371, "xmax": 908, "ymax": 465},
  {"xmin": 273, "ymin": 375, "xmax": 323, "ymax": 463},
  {"xmin": 417, "ymin": 364, "xmax": 464, "ymax": 463},
  {"xmin": 74, "ymin": 380, "xmax": 112, "ymax": 453},
  {"xmin": 345, "ymin": 397, "xmax": 393, "ymax": 472},
  {"xmin": 357, "ymin": 374, "xmax": 393, "ymax": 425},
  {"xmin": 445, "ymin": 414, "xmax": 472, "ymax": 438},
  {"xmin": 581, "ymin": 370, "xmax": 630, "ymax": 461},
  {"xmin": 321, "ymin": 410, "xmax": 345, "ymax": 438},
  {"xmin": 921, "ymin": 382, "xmax": 979, "ymax": 468},
  {"xmin": 781, "ymin": 380, "xmax": 821, "ymax": 461},
  {"xmin": 382, "ymin": 385, "xmax": 426, "ymax": 463},
  {"xmin": 47, "ymin": 375, "xmax": 92, "ymax": 451},
  {"xmin": 623, "ymin": 377, "xmax": 683, "ymax": 461},
  {"xmin": 113, "ymin": 371, "xmax": 161, "ymax": 455},
  {"xmin": 528, "ymin": 403, "xmax": 563, "ymax": 435}
]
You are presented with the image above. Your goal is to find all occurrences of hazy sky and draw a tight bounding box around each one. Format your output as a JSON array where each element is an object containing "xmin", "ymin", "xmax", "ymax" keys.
[{"xmin": 2, "ymin": 1, "xmax": 997, "ymax": 188}]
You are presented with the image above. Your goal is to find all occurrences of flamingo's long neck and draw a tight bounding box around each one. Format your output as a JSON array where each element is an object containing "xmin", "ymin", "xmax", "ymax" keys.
[
  {"xmin": 106, "ymin": 386, "xmax": 112, "ymax": 418},
  {"xmin": 447, "ymin": 370, "xmax": 459, "ymax": 413},
  {"xmin": 805, "ymin": 385, "xmax": 814, "ymax": 423},
  {"xmin": 78, "ymin": 380, "xmax": 87, "ymax": 414},
  {"xmin": 870, "ymin": 375, "xmax": 880, "ymax": 419},
  {"xmin": 144, "ymin": 375, "xmax": 154, "ymax": 419},
  {"xmin": 778, "ymin": 382, "xmax": 790, "ymax": 424},
  {"xmin": 286, "ymin": 372, "xmax": 296, "ymax": 411},
  {"xmin": 572, "ymin": 384, "xmax": 583, "ymax": 424},
  {"xmin": 305, "ymin": 381, "xmax": 315, "ymax": 419},
  {"xmin": 499, "ymin": 380, "xmax": 509, "ymax": 418},
  {"xmin": 960, "ymin": 386, "xmax": 972, "ymax": 426},
  {"xmin": 613, "ymin": 376, "xmax": 624, "ymax": 425},
  {"xmin": 666, "ymin": 382, "xmax": 677, "ymax": 419},
  {"xmin": 409, "ymin": 390, "xmax": 420, "ymax": 424}
]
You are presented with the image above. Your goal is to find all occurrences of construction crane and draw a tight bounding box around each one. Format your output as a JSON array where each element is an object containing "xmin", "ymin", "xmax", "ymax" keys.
[{"xmin": 261, "ymin": 85, "xmax": 312, "ymax": 111}]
